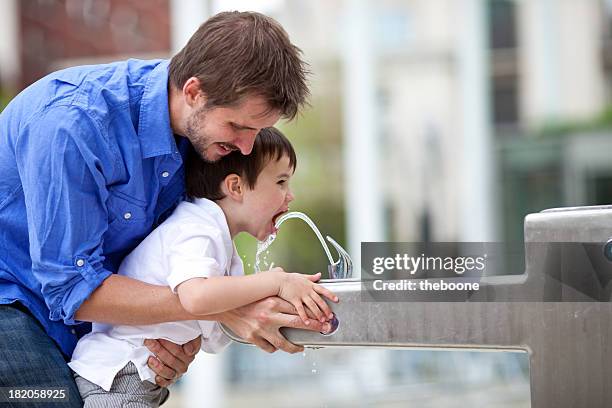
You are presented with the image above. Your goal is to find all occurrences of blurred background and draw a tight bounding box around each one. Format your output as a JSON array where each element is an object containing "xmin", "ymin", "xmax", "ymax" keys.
[{"xmin": 3, "ymin": 0, "xmax": 612, "ymax": 406}]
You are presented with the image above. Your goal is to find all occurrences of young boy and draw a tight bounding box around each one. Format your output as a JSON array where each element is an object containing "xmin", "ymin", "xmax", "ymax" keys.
[{"xmin": 69, "ymin": 128, "xmax": 338, "ymax": 407}]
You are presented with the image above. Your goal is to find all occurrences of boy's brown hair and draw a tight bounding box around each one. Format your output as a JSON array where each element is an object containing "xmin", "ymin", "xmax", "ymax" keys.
[
  {"xmin": 186, "ymin": 127, "xmax": 297, "ymax": 200},
  {"xmin": 169, "ymin": 11, "xmax": 309, "ymax": 120}
]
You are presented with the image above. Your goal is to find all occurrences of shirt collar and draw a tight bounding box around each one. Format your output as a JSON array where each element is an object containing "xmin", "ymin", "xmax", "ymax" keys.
[
  {"xmin": 137, "ymin": 60, "xmax": 176, "ymax": 159},
  {"xmin": 191, "ymin": 198, "xmax": 234, "ymax": 256}
]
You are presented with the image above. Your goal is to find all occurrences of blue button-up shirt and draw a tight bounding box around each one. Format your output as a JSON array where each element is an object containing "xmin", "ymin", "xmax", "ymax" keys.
[{"xmin": 0, "ymin": 59, "xmax": 191, "ymax": 356}]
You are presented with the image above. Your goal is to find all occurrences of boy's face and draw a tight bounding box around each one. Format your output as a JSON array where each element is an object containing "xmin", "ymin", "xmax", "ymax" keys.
[{"xmin": 241, "ymin": 154, "xmax": 295, "ymax": 241}]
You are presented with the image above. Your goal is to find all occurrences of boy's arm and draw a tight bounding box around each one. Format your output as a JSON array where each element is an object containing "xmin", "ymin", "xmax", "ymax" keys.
[{"xmin": 175, "ymin": 271, "xmax": 282, "ymax": 316}]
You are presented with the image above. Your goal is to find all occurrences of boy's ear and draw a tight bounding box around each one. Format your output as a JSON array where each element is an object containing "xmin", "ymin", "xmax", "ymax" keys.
[{"xmin": 223, "ymin": 174, "xmax": 243, "ymax": 201}]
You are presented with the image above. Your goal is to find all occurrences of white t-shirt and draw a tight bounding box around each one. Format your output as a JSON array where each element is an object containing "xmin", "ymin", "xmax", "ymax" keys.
[{"xmin": 68, "ymin": 198, "xmax": 243, "ymax": 391}]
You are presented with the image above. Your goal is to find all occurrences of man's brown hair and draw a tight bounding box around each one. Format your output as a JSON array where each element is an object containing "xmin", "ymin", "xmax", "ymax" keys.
[
  {"xmin": 186, "ymin": 127, "xmax": 297, "ymax": 200},
  {"xmin": 169, "ymin": 11, "xmax": 309, "ymax": 119}
]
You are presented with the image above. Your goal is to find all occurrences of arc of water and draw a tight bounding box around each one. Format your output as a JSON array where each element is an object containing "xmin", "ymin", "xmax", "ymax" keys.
[
  {"xmin": 255, "ymin": 233, "xmax": 277, "ymax": 273},
  {"xmin": 274, "ymin": 212, "xmax": 335, "ymax": 265}
]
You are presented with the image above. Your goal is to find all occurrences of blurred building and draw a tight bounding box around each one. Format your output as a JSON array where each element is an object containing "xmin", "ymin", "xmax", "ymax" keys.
[
  {"xmin": 269, "ymin": 0, "xmax": 612, "ymax": 244},
  {"xmin": 486, "ymin": 0, "xmax": 612, "ymax": 243},
  {"xmin": 3, "ymin": 0, "xmax": 612, "ymax": 243},
  {"xmin": 0, "ymin": 0, "xmax": 170, "ymax": 91}
]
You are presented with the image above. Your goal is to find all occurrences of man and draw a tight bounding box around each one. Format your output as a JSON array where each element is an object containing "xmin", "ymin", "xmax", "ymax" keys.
[{"xmin": 0, "ymin": 11, "xmax": 330, "ymax": 406}]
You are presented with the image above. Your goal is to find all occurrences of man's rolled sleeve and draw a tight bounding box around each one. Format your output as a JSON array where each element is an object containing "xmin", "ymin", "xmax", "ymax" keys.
[
  {"xmin": 16, "ymin": 105, "xmax": 115, "ymax": 325},
  {"xmin": 47, "ymin": 258, "xmax": 113, "ymax": 325}
]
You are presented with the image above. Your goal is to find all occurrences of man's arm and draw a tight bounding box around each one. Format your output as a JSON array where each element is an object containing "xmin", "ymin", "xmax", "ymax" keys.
[
  {"xmin": 75, "ymin": 273, "xmax": 332, "ymax": 385},
  {"xmin": 75, "ymin": 273, "xmax": 331, "ymax": 340},
  {"xmin": 74, "ymin": 274, "xmax": 193, "ymax": 324}
]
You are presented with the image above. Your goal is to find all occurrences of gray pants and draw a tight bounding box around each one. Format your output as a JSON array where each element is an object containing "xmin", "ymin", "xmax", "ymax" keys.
[{"xmin": 74, "ymin": 362, "xmax": 169, "ymax": 408}]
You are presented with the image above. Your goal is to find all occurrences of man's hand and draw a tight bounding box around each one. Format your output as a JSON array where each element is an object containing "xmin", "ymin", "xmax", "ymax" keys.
[
  {"xmin": 219, "ymin": 296, "xmax": 333, "ymax": 354},
  {"xmin": 277, "ymin": 271, "xmax": 338, "ymax": 325},
  {"xmin": 144, "ymin": 336, "xmax": 201, "ymax": 387}
]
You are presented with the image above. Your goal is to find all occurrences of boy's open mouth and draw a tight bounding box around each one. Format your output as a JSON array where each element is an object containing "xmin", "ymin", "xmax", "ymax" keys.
[{"xmin": 271, "ymin": 209, "xmax": 289, "ymax": 233}]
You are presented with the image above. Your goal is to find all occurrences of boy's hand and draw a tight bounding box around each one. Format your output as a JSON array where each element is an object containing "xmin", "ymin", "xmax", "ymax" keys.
[{"xmin": 277, "ymin": 271, "xmax": 338, "ymax": 325}]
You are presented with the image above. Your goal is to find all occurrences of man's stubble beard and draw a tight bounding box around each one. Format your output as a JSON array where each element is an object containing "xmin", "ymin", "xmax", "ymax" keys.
[{"xmin": 185, "ymin": 106, "xmax": 217, "ymax": 163}]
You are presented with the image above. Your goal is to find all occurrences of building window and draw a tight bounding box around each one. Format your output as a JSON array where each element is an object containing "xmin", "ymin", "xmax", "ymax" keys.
[
  {"xmin": 488, "ymin": 0, "xmax": 519, "ymax": 127},
  {"xmin": 488, "ymin": 0, "xmax": 517, "ymax": 50},
  {"xmin": 492, "ymin": 76, "xmax": 519, "ymax": 125}
]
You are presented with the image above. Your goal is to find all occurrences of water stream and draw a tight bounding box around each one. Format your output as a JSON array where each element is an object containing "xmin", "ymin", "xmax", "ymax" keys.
[{"xmin": 254, "ymin": 211, "xmax": 335, "ymax": 273}]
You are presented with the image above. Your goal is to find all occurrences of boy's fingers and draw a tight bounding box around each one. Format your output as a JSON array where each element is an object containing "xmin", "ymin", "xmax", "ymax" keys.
[
  {"xmin": 315, "ymin": 285, "xmax": 339, "ymax": 303},
  {"xmin": 294, "ymin": 303, "xmax": 310, "ymax": 325},
  {"xmin": 305, "ymin": 306, "xmax": 317, "ymax": 320},
  {"xmin": 270, "ymin": 297, "xmax": 314, "ymax": 319},
  {"xmin": 275, "ymin": 312, "xmax": 330, "ymax": 333},
  {"xmin": 311, "ymin": 293, "xmax": 333, "ymax": 319},
  {"xmin": 306, "ymin": 272, "xmax": 321, "ymax": 282},
  {"xmin": 303, "ymin": 296, "xmax": 323, "ymax": 321}
]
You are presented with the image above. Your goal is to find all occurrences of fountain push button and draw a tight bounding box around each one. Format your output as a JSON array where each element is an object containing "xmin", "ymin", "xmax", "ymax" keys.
[
  {"xmin": 320, "ymin": 314, "xmax": 339, "ymax": 336},
  {"xmin": 605, "ymin": 238, "xmax": 612, "ymax": 262}
]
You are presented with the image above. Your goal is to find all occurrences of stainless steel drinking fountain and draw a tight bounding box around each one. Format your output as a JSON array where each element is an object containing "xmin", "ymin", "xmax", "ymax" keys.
[{"xmin": 222, "ymin": 205, "xmax": 612, "ymax": 408}]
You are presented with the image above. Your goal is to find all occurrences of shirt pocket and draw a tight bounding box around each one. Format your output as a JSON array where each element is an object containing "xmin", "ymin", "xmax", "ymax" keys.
[{"xmin": 106, "ymin": 191, "xmax": 153, "ymax": 252}]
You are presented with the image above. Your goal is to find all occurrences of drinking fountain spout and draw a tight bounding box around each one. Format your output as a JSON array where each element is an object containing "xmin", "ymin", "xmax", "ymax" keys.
[
  {"xmin": 272, "ymin": 211, "xmax": 353, "ymax": 280},
  {"xmin": 326, "ymin": 236, "xmax": 352, "ymax": 280}
]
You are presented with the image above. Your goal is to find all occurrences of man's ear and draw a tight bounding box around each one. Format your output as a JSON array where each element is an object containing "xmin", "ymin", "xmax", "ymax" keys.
[
  {"xmin": 183, "ymin": 77, "xmax": 206, "ymax": 108},
  {"xmin": 223, "ymin": 174, "xmax": 243, "ymax": 202}
]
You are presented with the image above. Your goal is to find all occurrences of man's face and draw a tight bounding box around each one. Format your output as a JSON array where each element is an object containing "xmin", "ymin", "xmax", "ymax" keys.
[{"xmin": 185, "ymin": 95, "xmax": 281, "ymax": 163}]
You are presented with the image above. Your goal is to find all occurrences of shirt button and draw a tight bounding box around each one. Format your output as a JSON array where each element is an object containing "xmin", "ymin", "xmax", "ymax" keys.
[
  {"xmin": 161, "ymin": 171, "xmax": 170, "ymax": 178},
  {"xmin": 71, "ymin": 329, "xmax": 77, "ymax": 335},
  {"xmin": 76, "ymin": 259, "xmax": 85, "ymax": 267},
  {"xmin": 123, "ymin": 212, "xmax": 132, "ymax": 220}
]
